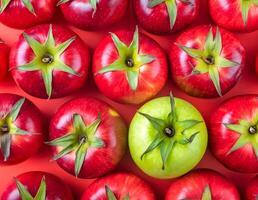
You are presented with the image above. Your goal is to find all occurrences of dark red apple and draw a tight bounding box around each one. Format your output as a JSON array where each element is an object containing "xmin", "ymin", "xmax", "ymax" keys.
[
  {"xmin": 93, "ymin": 27, "xmax": 168, "ymax": 104},
  {"xmin": 170, "ymin": 25, "xmax": 245, "ymax": 98},
  {"xmin": 0, "ymin": 40, "xmax": 9, "ymax": 81},
  {"xmin": 165, "ymin": 169, "xmax": 240, "ymax": 200},
  {"xmin": 57, "ymin": 0, "xmax": 129, "ymax": 30},
  {"xmin": 47, "ymin": 97, "xmax": 127, "ymax": 178},
  {"xmin": 0, "ymin": 0, "xmax": 57, "ymax": 29},
  {"xmin": 0, "ymin": 93, "xmax": 44, "ymax": 165},
  {"xmin": 245, "ymin": 175, "xmax": 258, "ymax": 200},
  {"xmin": 209, "ymin": 95, "xmax": 258, "ymax": 173},
  {"xmin": 209, "ymin": 0, "xmax": 258, "ymax": 32},
  {"xmin": 1, "ymin": 171, "xmax": 73, "ymax": 200},
  {"xmin": 82, "ymin": 172, "xmax": 156, "ymax": 200},
  {"xmin": 10, "ymin": 24, "xmax": 90, "ymax": 99},
  {"xmin": 256, "ymin": 54, "xmax": 258, "ymax": 77},
  {"xmin": 133, "ymin": 0, "xmax": 200, "ymax": 35}
]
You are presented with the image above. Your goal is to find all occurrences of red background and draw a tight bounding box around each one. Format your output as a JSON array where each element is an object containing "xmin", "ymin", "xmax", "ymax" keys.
[{"xmin": 0, "ymin": 0, "xmax": 257, "ymax": 199}]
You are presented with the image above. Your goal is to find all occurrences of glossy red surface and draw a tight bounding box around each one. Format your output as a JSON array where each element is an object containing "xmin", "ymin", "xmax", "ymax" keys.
[{"xmin": 0, "ymin": 0, "xmax": 257, "ymax": 199}]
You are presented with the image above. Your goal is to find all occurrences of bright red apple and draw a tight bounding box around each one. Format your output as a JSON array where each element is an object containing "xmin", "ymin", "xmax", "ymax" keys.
[
  {"xmin": 209, "ymin": 95, "xmax": 258, "ymax": 173},
  {"xmin": 93, "ymin": 27, "xmax": 168, "ymax": 104},
  {"xmin": 81, "ymin": 172, "xmax": 156, "ymax": 200},
  {"xmin": 0, "ymin": 0, "xmax": 57, "ymax": 29},
  {"xmin": 165, "ymin": 169, "xmax": 240, "ymax": 200},
  {"xmin": 244, "ymin": 175, "xmax": 258, "ymax": 200},
  {"xmin": 10, "ymin": 24, "xmax": 90, "ymax": 99},
  {"xmin": 0, "ymin": 40, "xmax": 9, "ymax": 81},
  {"xmin": 170, "ymin": 25, "xmax": 245, "ymax": 98},
  {"xmin": 0, "ymin": 93, "xmax": 44, "ymax": 165},
  {"xmin": 47, "ymin": 97, "xmax": 127, "ymax": 178},
  {"xmin": 1, "ymin": 171, "xmax": 73, "ymax": 200},
  {"xmin": 133, "ymin": 0, "xmax": 200, "ymax": 35},
  {"xmin": 209, "ymin": 0, "xmax": 258, "ymax": 32},
  {"xmin": 58, "ymin": 0, "xmax": 129, "ymax": 30}
]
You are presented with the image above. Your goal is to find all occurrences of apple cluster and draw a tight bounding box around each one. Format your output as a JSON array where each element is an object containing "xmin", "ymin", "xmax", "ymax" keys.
[{"xmin": 0, "ymin": 0, "xmax": 257, "ymax": 200}]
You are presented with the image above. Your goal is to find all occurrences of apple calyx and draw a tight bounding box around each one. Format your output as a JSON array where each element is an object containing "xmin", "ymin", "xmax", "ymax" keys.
[
  {"xmin": 139, "ymin": 93, "xmax": 202, "ymax": 170},
  {"xmin": 0, "ymin": 98, "xmax": 29, "ymax": 161},
  {"xmin": 148, "ymin": 0, "xmax": 192, "ymax": 30},
  {"xmin": 0, "ymin": 0, "xmax": 35, "ymax": 15},
  {"xmin": 177, "ymin": 27, "xmax": 240, "ymax": 96},
  {"xmin": 241, "ymin": 0, "xmax": 258, "ymax": 25},
  {"xmin": 97, "ymin": 27, "xmax": 156, "ymax": 91},
  {"xmin": 47, "ymin": 113, "xmax": 105, "ymax": 177},
  {"xmin": 224, "ymin": 112, "xmax": 258, "ymax": 157},
  {"xmin": 201, "ymin": 185, "xmax": 212, "ymax": 200},
  {"xmin": 16, "ymin": 25, "xmax": 79, "ymax": 99},
  {"xmin": 15, "ymin": 176, "xmax": 46, "ymax": 200},
  {"xmin": 105, "ymin": 185, "xmax": 130, "ymax": 200}
]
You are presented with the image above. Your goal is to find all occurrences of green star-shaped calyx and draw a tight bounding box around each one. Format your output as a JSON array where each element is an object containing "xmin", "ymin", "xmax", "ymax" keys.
[
  {"xmin": 97, "ymin": 27, "xmax": 156, "ymax": 91},
  {"xmin": 224, "ymin": 112, "xmax": 258, "ymax": 157},
  {"xmin": 47, "ymin": 113, "xmax": 105, "ymax": 177},
  {"xmin": 139, "ymin": 93, "xmax": 203, "ymax": 170},
  {"xmin": 182, "ymin": 185, "xmax": 212, "ymax": 200},
  {"xmin": 105, "ymin": 185, "xmax": 130, "ymax": 200},
  {"xmin": 15, "ymin": 176, "xmax": 46, "ymax": 200},
  {"xmin": 0, "ymin": 98, "xmax": 30, "ymax": 161},
  {"xmin": 0, "ymin": 0, "xmax": 35, "ymax": 14},
  {"xmin": 148, "ymin": 0, "xmax": 192, "ymax": 30},
  {"xmin": 177, "ymin": 27, "xmax": 240, "ymax": 96},
  {"xmin": 16, "ymin": 24, "xmax": 79, "ymax": 98},
  {"xmin": 241, "ymin": 0, "xmax": 258, "ymax": 25}
]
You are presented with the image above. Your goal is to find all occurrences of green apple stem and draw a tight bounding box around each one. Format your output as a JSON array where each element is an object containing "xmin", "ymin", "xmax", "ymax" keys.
[
  {"xmin": 164, "ymin": 127, "xmax": 175, "ymax": 137},
  {"xmin": 125, "ymin": 57, "xmax": 134, "ymax": 68},
  {"xmin": 249, "ymin": 126, "xmax": 257, "ymax": 134},
  {"xmin": 41, "ymin": 53, "xmax": 54, "ymax": 64}
]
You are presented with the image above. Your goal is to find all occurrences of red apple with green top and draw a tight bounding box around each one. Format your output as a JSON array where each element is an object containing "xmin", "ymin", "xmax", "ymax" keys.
[
  {"xmin": 10, "ymin": 24, "xmax": 90, "ymax": 99},
  {"xmin": 209, "ymin": 95, "xmax": 258, "ymax": 173},
  {"xmin": 81, "ymin": 172, "xmax": 156, "ymax": 200},
  {"xmin": 0, "ymin": 0, "xmax": 57, "ymax": 29},
  {"xmin": 57, "ymin": 0, "xmax": 129, "ymax": 30},
  {"xmin": 133, "ymin": 0, "xmax": 200, "ymax": 35},
  {"xmin": 244, "ymin": 175, "xmax": 258, "ymax": 200},
  {"xmin": 209, "ymin": 0, "xmax": 258, "ymax": 32},
  {"xmin": 170, "ymin": 25, "xmax": 245, "ymax": 98},
  {"xmin": 129, "ymin": 93, "xmax": 208, "ymax": 179},
  {"xmin": 0, "ymin": 94, "xmax": 44, "ymax": 165},
  {"xmin": 93, "ymin": 27, "xmax": 168, "ymax": 104},
  {"xmin": 0, "ymin": 40, "xmax": 9, "ymax": 81},
  {"xmin": 47, "ymin": 97, "xmax": 127, "ymax": 178},
  {"xmin": 165, "ymin": 169, "xmax": 240, "ymax": 200},
  {"xmin": 1, "ymin": 171, "xmax": 73, "ymax": 200}
]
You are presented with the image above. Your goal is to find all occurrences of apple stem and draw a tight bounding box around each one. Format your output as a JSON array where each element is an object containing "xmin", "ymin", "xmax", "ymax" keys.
[
  {"xmin": 125, "ymin": 57, "xmax": 134, "ymax": 67},
  {"xmin": 164, "ymin": 127, "xmax": 175, "ymax": 137},
  {"xmin": 249, "ymin": 126, "xmax": 257, "ymax": 135},
  {"xmin": 79, "ymin": 135, "xmax": 87, "ymax": 144},
  {"xmin": 0, "ymin": 124, "xmax": 9, "ymax": 134},
  {"xmin": 41, "ymin": 53, "xmax": 54, "ymax": 64},
  {"xmin": 204, "ymin": 55, "xmax": 215, "ymax": 65}
]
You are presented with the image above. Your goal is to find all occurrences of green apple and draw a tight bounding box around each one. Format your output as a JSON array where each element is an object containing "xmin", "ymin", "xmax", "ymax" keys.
[{"xmin": 129, "ymin": 94, "xmax": 208, "ymax": 179}]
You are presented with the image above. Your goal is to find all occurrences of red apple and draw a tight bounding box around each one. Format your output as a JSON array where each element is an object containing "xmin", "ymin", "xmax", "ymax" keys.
[
  {"xmin": 1, "ymin": 171, "xmax": 73, "ymax": 200},
  {"xmin": 133, "ymin": 0, "xmax": 200, "ymax": 35},
  {"xmin": 245, "ymin": 175, "xmax": 258, "ymax": 200},
  {"xmin": 209, "ymin": 95, "xmax": 258, "ymax": 173},
  {"xmin": 0, "ymin": 40, "xmax": 9, "ymax": 81},
  {"xmin": 0, "ymin": 0, "xmax": 57, "ymax": 29},
  {"xmin": 165, "ymin": 169, "xmax": 240, "ymax": 200},
  {"xmin": 0, "ymin": 93, "xmax": 44, "ymax": 165},
  {"xmin": 10, "ymin": 24, "xmax": 90, "ymax": 99},
  {"xmin": 57, "ymin": 0, "xmax": 129, "ymax": 30},
  {"xmin": 170, "ymin": 25, "xmax": 245, "ymax": 98},
  {"xmin": 256, "ymin": 54, "xmax": 258, "ymax": 77},
  {"xmin": 47, "ymin": 97, "xmax": 127, "ymax": 178},
  {"xmin": 81, "ymin": 172, "xmax": 156, "ymax": 200},
  {"xmin": 93, "ymin": 27, "xmax": 168, "ymax": 104},
  {"xmin": 209, "ymin": 0, "xmax": 258, "ymax": 32}
]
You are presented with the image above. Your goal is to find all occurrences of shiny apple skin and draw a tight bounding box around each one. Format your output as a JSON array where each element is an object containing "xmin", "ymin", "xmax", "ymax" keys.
[
  {"xmin": 165, "ymin": 169, "xmax": 240, "ymax": 200},
  {"xmin": 93, "ymin": 30, "xmax": 168, "ymax": 104},
  {"xmin": 133, "ymin": 0, "xmax": 200, "ymax": 35},
  {"xmin": 81, "ymin": 172, "xmax": 156, "ymax": 200},
  {"xmin": 209, "ymin": 95, "xmax": 258, "ymax": 173},
  {"xmin": 1, "ymin": 171, "xmax": 73, "ymax": 200},
  {"xmin": 0, "ymin": 0, "xmax": 57, "ymax": 29},
  {"xmin": 0, "ymin": 41, "xmax": 9, "ymax": 81},
  {"xmin": 0, "ymin": 94, "xmax": 44, "ymax": 165},
  {"xmin": 59, "ymin": 0, "xmax": 129, "ymax": 30},
  {"xmin": 209, "ymin": 0, "xmax": 258, "ymax": 32},
  {"xmin": 244, "ymin": 175, "xmax": 258, "ymax": 200},
  {"xmin": 49, "ymin": 97, "xmax": 127, "ymax": 179},
  {"xmin": 10, "ymin": 24, "xmax": 90, "ymax": 99},
  {"xmin": 170, "ymin": 25, "xmax": 245, "ymax": 98}
]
